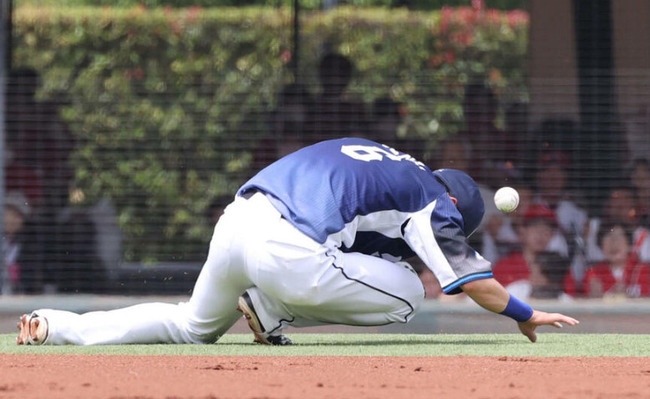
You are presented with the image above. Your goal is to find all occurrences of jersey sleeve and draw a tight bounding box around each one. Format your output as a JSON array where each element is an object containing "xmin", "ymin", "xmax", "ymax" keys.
[{"xmin": 403, "ymin": 195, "xmax": 493, "ymax": 295}]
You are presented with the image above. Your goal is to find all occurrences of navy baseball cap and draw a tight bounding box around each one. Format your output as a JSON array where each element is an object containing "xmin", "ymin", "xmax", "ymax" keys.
[{"xmin": 432, "ymin": 168, "xmax": 485, "ymax": 237}]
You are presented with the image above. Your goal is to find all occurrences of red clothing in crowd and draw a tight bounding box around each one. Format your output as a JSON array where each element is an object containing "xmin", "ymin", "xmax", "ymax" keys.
[
  {"xmin": 565, "ymin": 255, "xmax": 650, "ymax": 298},
  {"xmin": 492, "ymin": 251, "xmax": 572, "ymax": 291},
  {"xmin": 492, "ymin": 252, "xmax": 530, "ymax": 288}
]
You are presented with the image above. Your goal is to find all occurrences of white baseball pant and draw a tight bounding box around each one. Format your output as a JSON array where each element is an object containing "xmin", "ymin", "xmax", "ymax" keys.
[{"xmin": 36, "ymin": 192, "xmax": 425, "ymax": 345}]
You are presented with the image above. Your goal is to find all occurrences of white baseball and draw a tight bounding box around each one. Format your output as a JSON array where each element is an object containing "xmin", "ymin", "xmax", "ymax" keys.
[{"xmin": 494, "ymin": 186, "xmax": 520, "ymax": 213}]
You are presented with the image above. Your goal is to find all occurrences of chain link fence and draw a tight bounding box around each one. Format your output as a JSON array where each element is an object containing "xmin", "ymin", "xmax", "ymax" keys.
[{"xmin": 2, "ymin": 3, "xmax": 649, "ymax": 303}]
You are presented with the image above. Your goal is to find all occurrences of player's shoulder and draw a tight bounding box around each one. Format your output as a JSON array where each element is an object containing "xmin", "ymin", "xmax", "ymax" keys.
[
  {"xmin": 309, "ymin": 137, "xmax": 377, "ymax": 145},
  {"xmin": 296, "ymin": 137, "xmax": 381, "ymax": 156},
  {"xmin": 314, "ymin": 137, "xmax": 382, "ymax": 149}
]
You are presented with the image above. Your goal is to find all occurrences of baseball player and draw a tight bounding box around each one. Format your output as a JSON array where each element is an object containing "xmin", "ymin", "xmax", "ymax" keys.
[{"xmin": 17, "ymin": 137, "xmax": 578, "ymax": 346}]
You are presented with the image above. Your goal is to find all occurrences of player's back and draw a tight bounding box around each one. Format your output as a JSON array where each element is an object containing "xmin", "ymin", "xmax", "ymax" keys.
[{"xmin": 239, "ymin": 138, "xmax": 447, "ymax": 246}]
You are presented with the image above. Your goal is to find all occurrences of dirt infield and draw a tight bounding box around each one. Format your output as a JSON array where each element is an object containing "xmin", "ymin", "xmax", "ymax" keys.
[{"xmin": 1, "ymin": 354, "xmax": 648, "ymax": 399}]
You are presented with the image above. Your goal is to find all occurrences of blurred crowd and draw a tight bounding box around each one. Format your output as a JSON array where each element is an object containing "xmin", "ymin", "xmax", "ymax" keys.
[
  {"xmin": 2, "ymin": 53, "xmax": 650, "ymax": 301},
  {"xmin": 251, "ymin": 52, "xmax": 650, "ymax": 302},
  {"xmin": 1, "ymin": 68, "xmax": 119, "ymax": 295}
]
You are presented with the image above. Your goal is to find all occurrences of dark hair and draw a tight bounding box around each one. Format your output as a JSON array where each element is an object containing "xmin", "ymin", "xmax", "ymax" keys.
[
  {"xmin": 535, "ymin": 251, "xmax": 570, "ymax": 284},
  {"xmin": 7, "ymin": 68, "xmax": 40, "ymax": 97},
  {"xmin": 276, "ymin": 83, "xmax": 312, "ymax": 106},
  {"xmin": 628, "ymin": 158, "xmax": 650, "ymax": 185},
  {"xmin": 372, "ymin": 97, "xmax": 401, "ymax": 119},
  {"xmin": 597, "ymin": 219, "xmax": 634, "ymax": 247},
  {"xmin": 600, "ymin": 186, "xmax": 637, "ymax": 221},
  {"xmin": 607, "ymin": 182, "xmax": 636, "ymax": 194},
  {"xmin": 509, "ymin": 178, "xmax": 534, "ymax": 192},
  {"xmin": 318, "ymin": 53, "xmax": 353, "ymax": 81},
  {"xmin": 463, "ymin": 80, "xmax": 495, "ymax": 102},
  {"xmin": 531, "ymin": 250, "xmax": 569, "ymax": 299},
  {"xmin": 9, "ymin": 67, "xmax": 39, "ymax": 83},
  {"xmin": 631, "ymin": 158, "xmax": 649, "ymax": 170}
]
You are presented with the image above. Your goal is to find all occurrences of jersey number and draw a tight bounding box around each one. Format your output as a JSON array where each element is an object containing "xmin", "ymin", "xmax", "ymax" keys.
[{"xmin": 341, "ymin": 144, "xmax": 426, "ymax": 170}]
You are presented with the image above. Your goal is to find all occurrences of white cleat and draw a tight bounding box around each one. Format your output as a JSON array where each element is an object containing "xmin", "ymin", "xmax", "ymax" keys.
[
  {"xmin": 237, "ymin": 292, "xmax": 292, "ymax": 346},
  {"xmin": 16, "ymin": 313, "xmax": 49, "ymax": 345}
]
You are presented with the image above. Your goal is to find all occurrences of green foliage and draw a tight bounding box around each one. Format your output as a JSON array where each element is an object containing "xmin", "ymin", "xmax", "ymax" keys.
[
  {"xmin": 12, "ymin": 5, "xmax": 528, "ymax": 262},
  {"xmin": 298, "ymin": 6, "xmax": 528, "ymax": 138},
  {"xmin": 15, "ymin": 6, "xmax": 289, "ymax": 261}
]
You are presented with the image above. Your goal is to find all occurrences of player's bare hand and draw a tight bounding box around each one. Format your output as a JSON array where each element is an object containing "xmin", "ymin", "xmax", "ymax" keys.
[{"xmin": 517, "ymin": 310, "xmax": 579, "ymax": 343}]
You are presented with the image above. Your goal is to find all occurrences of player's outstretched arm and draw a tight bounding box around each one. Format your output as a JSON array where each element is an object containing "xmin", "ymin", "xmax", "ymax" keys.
[{"xmin": 462, "ymin": 278, "xmax": 579, "ymax": 342}]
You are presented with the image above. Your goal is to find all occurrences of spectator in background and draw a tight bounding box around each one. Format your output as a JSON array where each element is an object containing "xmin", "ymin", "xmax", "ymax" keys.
[
  {"xmin": 584, "ymin": 185, "xmax": 650, "ymax": 264},
  {"xmin": 528, "ymin": 118, "xmax": 581, "ymax": 172},
  {"xmin": 507, "ymin": 182, "xmax": 535, "ymax": 234},
  {"xmin": 533, "ymin": 150, "xmax": 588, "ymax": 249},
  {"xmin": 498, "ymin": 182, "xmax": 570, "ymax": 259},
  {"xmin": 86, "ymin": 198, "xmax": 124, "ymax": 286},
  {"xmin": 504, "ymin": 101, "xmax": 528, "ymax": 138},
  {"xmin": 432, "ymin": 139, "xmax": 569, "ymax": 264},
  {"xmin": 533, "ymin": 149, "xmax": 589, "ymax": 285},
  {"xmin": 251, "ymin": 83, "xmax": 313, "ymax": 175},
  {"xmin": 370, "ymin": 97, "xmax": 402, "ymax": 146},
  {"xmin": 568, "ymin": 220, "xmax": 650, "ymax": 298},
  {"xmin": 6, "ymin": 68, "xmax": 75, "ymax": 215},
  {"xmin": 432, "ymin": 137, "xmax": 520, "ymax": 263},
  {"xmin": 492, "ymin": 205, "xmax": 572, "ymax": 298},
  {"xmin": 5, "ymin": 69, "xmax": 45, "ymax": 209},
  {"xmin": 502, "ymin": 100, "xmax": 529, "ymax": 181},
  {"xmin": 481, "ymin": 181, "xmax": 537, "ymax": 262},
  {"xmin": 530, "ymin": 117, "xmax": 622, "ymax": 217},
  {"xmin": 5, "ymin": 68, "xmax": 77, "ymax": 293},
  {"xmin": 49, "ymin": 209, "xmax": 108, "ymax": 294},
  {"xmin": 305, "ymin": 52, "xmax": 369, "ymax": 142},
  {"xmin": 460, "ymin": 80, "xmax": 519, "ymax": 189},
  {"xmin": 369, "ymin": 97, "xmax": 424, "ymax": 160},
  {"xmin": 1, "ymin": 192, "xmax": 31, "ymax": 295},
  {"xmin": 6, "ymin": 68, "xmax": 119, "ymax": 295},
  {"xmin": 623, "ymin": 103, "xmax": 650, "ymax": 167},
  {"xmin": 531, "ymin": 251, "xmax": 572, "ymax": 300},
  {"xmin": 433, "ymin": 136, "xmax": 472, "ymax": 172},
  {"xmin": 629, "ymin": 158, "xmax": 650, "ymax": 226}
]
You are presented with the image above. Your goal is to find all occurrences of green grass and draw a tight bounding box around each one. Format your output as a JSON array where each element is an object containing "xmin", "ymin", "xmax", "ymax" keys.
[{"xmin": 2, "ymin": 333, "xmax": 649, "ymax": 357}]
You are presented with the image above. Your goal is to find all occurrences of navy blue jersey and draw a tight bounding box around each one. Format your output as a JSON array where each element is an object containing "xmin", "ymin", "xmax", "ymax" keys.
[{"xmin": 238, "ymin": 138, "xmax": 492, "ymax": 294}]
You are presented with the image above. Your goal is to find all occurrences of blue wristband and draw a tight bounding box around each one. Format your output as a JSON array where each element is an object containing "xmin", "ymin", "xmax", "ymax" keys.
[{"xmin": 500, "ymin": 295, "xmax": 533, "ymax": 322}]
